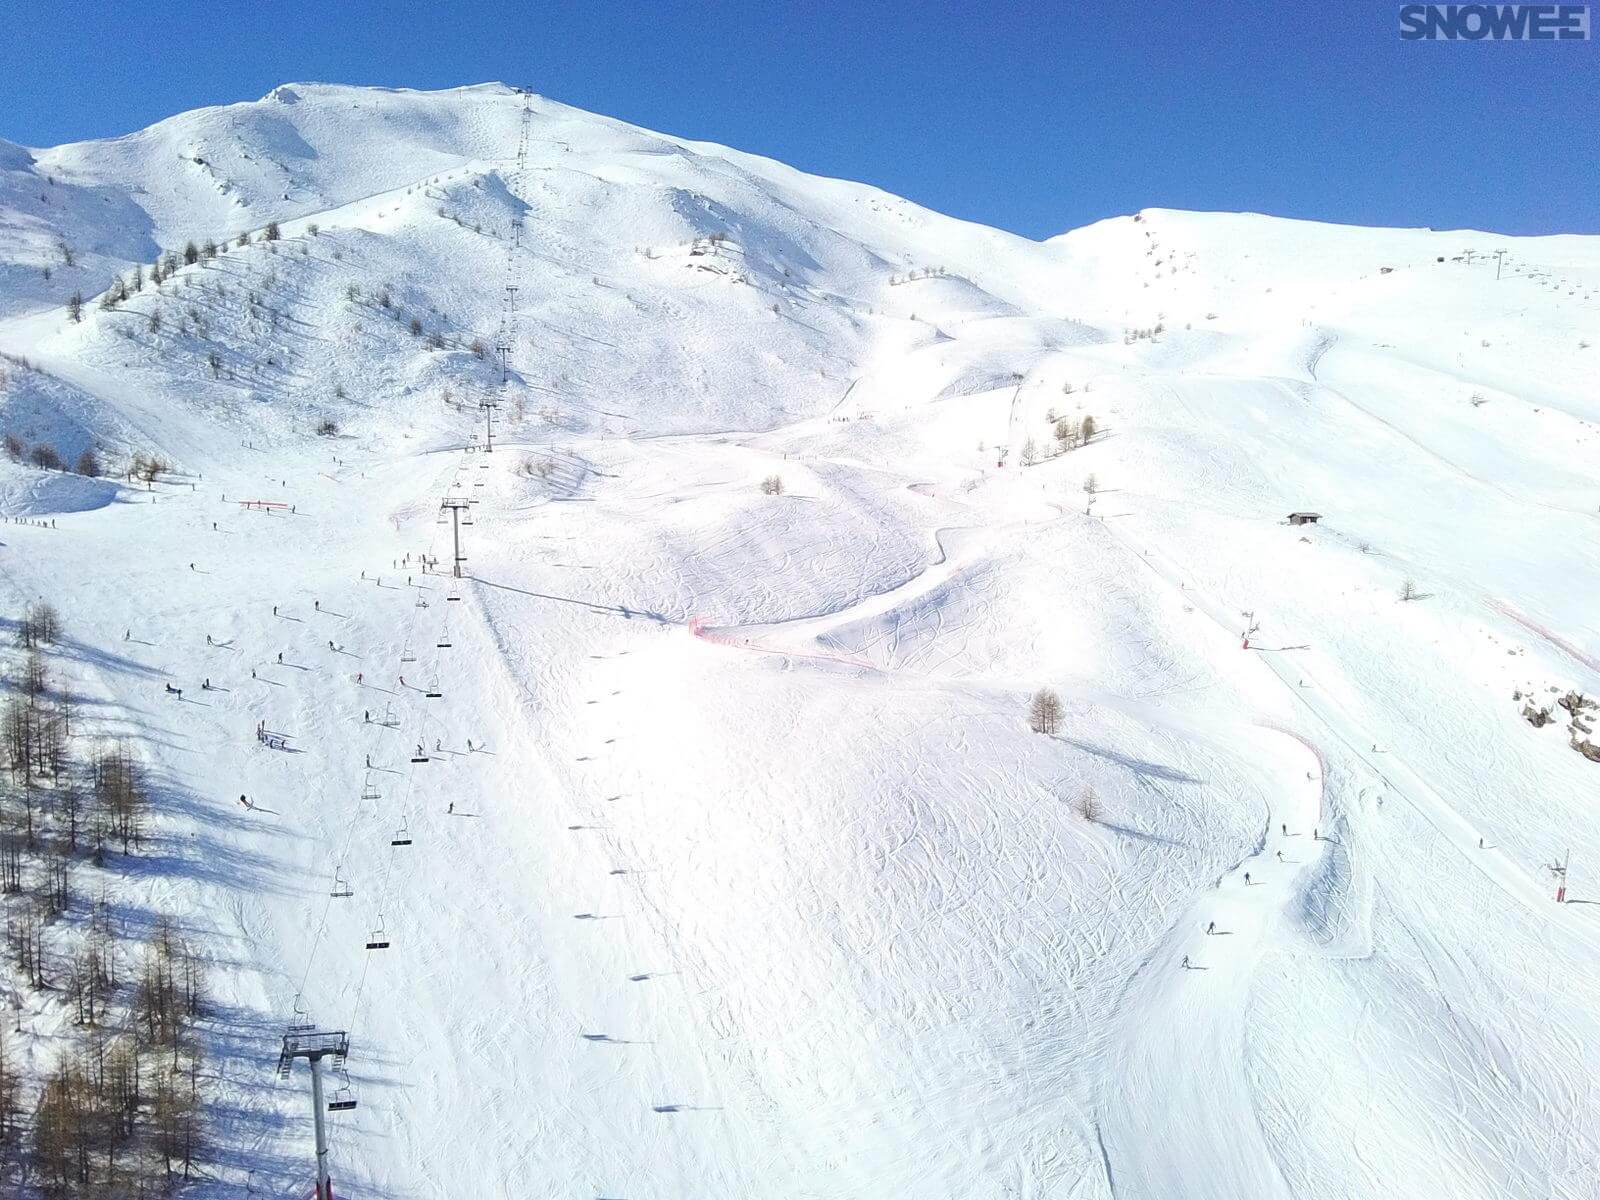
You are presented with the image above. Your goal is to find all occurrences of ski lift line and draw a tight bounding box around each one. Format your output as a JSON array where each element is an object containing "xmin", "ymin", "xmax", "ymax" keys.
[
  {"xmin": 292, "ymin": 530, "xmax": 456, "ymax": 1026},
  {"xmin": 288, "ymin": 456, "xmax": 470, "ymax": 1032},
  {"xmin": 342, "ymin": 451, "xmax": 480, "ymax": 1033}
]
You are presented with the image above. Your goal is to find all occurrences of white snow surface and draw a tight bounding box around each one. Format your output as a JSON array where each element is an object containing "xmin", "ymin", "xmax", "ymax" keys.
[{"xmin": 1, "ymin": 82, "xmax": 1598, "ymax": 1198}]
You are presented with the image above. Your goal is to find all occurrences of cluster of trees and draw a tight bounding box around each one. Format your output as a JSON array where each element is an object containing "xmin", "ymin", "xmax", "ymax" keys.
[
  {"xmin": 519, "ymin": 456, "xmax": 557, "ymax": 482},
  {"xmin": 128, "ymin": 455, "xmax": 170, "ymax": 488},
  {"xmin": 1123, "ymin": 324, "xmax": 1165, "ymax": 343},
  {"xmin": 888, "ymin": 266, "xmax": 949, "ymax": 286},
  {"xmin": 3, "ymin": 435, "xmax": 100, "ymax": 478},
  {"xmin": 1028, "ymin": 688, "xmax": 1063, "ymax": 735},
  {"xmin": 71, "ymin": 214, "xmax": 299, "ymax": 325},
  {"xmin": 759, "ymin": 475, "xmax": 784, "ymax": 496},
  {"xmin": 4, "ymin": 435, "xmax": 99, "ymax": 476},
  {"xmin": 0, "ymin": 604, "xmax": 210, "ymax": 1192},
  {"xmin": 345, "ymin": 284, "xmax": 481, "ymax": 360},
  {"xmin": 1018, "ymin": 414, "xmax": 1099, "ymax": 467},
  {"xmin": 32, "ymin": 924, "xmax": 207, "ymax": 1192}
]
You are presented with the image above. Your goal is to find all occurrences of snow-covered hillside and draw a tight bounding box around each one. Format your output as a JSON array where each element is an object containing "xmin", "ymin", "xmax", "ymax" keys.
[{"xmin": 0, "ymin": 82, "xmax": 1597, "ymax": 1198}]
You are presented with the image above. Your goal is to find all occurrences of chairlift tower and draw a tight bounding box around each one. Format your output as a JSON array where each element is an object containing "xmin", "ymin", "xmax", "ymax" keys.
[
  {"xmin": 440, "ymin": 496, "xmax": 472, "ymax": 578},
  {"xmin": 481, "ymin": 396, "xmax": 499, "ymax": 454},
  {"xmin": 278, "ymin": 1027, "xmax": 353, "ymax": 1199}
]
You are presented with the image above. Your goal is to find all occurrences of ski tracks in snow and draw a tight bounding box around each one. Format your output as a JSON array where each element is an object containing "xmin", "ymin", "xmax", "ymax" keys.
[{"xmin": 1097, "ymin": 725, "xmax": 1325, "ymax": 1200}]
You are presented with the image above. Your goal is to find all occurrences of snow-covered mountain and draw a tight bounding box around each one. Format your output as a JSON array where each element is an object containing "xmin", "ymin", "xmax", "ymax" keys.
[{"xmin": 0, "ymin": 82, "xmax": 1597, "ymax": 1198}]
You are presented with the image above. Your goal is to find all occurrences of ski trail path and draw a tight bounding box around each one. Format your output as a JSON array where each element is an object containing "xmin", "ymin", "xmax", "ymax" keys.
[
  {"xmin": 1099, "ymin": 728, "xmax": 1325, "ymax": 1200},
  {"xmin": 1104, "ymin": 524, "xmax": 1594, "ymax": 938}
]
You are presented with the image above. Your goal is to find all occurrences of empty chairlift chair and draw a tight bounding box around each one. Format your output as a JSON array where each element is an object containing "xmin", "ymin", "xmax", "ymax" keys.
[
  {"xmin": 328, "ymin": 1069, "xmax": 359, "ymax": 1112},
  {"xmin": 330, "ymin": 867, "xmax": 353, "ymax": 899},
  {"xmin": 391, "ymin": 818, "xmax": 412, "ymax": 847},
  {"xmin": 361, "ymin": 774, "xmax": 381, "ymax": 801},
  {"xmin": 365, "ymin": 914, "xmax": 390, "ymax": 951}
]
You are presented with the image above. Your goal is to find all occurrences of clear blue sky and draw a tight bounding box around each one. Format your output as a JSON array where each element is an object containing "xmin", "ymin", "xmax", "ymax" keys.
[{"xmin": 4, "ymin": 0, "xmax": 1595, "ymax": 238}]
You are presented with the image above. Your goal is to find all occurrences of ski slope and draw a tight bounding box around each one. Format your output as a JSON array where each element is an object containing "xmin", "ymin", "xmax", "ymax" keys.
[{"xmin": 0, "ymin": 82, "xmax": 1598, "ymax": 1198}]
